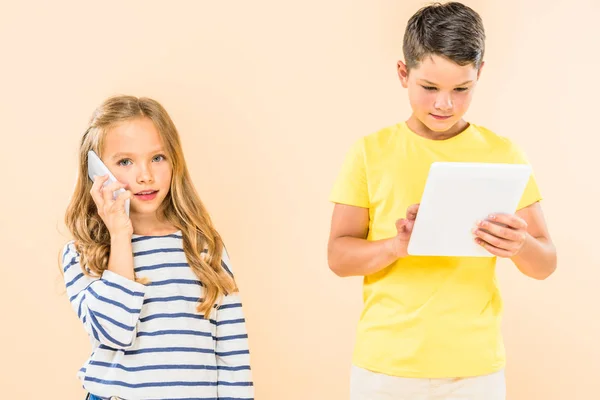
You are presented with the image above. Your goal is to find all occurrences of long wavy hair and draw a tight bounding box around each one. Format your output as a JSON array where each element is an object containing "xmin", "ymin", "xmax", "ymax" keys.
[{"xmin": 63, "ymin": 95, "xmax": 237, "ymax": 317}]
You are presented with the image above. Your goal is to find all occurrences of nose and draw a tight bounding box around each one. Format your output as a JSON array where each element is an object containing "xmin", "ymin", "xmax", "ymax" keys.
[
  {"xmin": 136, "ymin": 162, "xmax": 154, "ymax": 184},
  {"xmin": 434, "ymin": 92, "xmax": 453, "ymax": 112}
]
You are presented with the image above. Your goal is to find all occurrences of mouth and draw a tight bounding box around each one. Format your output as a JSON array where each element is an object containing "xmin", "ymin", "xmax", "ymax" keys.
[
  {"xmin": 430, "ymin": 114, "xmax": 452, "ymax": 120},
  {"xmin": 134, "ymin": 190, "xmax": 159, "ymax": 200}
]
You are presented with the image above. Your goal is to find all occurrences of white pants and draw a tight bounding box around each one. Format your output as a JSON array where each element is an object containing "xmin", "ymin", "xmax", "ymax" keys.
[{"xmin": 350, "ymin": 365, "xmax": 506, "ymax": 400}]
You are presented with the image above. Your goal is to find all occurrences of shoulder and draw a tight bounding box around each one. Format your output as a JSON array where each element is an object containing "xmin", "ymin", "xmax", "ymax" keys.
[
  {"xmin": 340, "ymin": 124, "xmax": 402, "ymax": 165},
  {"xmin": 61, "ymin": 240, "xmax": 78, "ymax": 263},
  {"xmin": 469, "ymin": 123, "xmax": 524, "ymax": 156},
  {"xmin": 221, "ymin": 245, "xmax": 234, "ymax": 277},
  {"xmin": 61, "ymin": 240, "xmax": 82, "ymax": 275},
  {"xmin": 362, "ymin": 123, "xmax": 401, "ymax": 149}
]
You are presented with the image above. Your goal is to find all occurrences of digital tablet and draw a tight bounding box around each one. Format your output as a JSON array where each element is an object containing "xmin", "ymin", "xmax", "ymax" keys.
[{"xmin": 407, "ymin": 162, "xmax": 531, "ymax": 257}]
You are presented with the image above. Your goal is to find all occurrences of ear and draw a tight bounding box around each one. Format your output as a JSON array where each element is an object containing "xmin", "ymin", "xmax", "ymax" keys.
[
  {"xmin": 476, "ymin": 61, "xmax": 485, "ymax": 80},
  {"xmin": 397, "ymin": 60, "xmax": 409, "ymax": 88}
]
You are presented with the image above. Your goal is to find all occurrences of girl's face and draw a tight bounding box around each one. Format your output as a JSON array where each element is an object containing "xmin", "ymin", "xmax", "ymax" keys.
[{"xmin": 100, "ymin": 117, "xmax": 173, "ymax": 218}]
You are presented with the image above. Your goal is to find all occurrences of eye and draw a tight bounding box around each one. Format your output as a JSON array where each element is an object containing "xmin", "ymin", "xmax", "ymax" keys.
[
  {"xmin": 153, "ymin": 154, "xmax": 166, "ymax": 162},
  {"xmin": 454, "ymin": 87, "xmax": 469, "ymax": 92},
  {"xmin": 118, "ymin": 159, "xmax": 132, "ymax": 167},
  {"xmin": 421, "ymin": 85, "xmax": 437, "ymax": 91}
]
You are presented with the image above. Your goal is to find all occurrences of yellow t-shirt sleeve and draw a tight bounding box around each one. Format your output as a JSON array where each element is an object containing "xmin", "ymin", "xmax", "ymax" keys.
[
  {"xmin": 329, "ymin": 138, "xmax": 370, "ymax": 208},
  {"xmin": 511, "ymin": 142, "xmax": 543, "ymax": 210}
]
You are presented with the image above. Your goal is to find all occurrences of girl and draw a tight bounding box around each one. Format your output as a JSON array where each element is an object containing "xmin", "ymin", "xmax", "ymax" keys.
[{"xmin": 61, "ymin": 95, "xmax": 254, "ymax": 400}]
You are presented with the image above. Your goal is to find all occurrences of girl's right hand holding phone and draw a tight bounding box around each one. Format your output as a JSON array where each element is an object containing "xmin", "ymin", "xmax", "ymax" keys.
[{"xmin": 90, "ymin": 174, "xmax": 133, "ymax": 238}]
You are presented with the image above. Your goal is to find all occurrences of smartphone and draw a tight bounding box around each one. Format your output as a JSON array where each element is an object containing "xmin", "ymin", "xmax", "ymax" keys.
[{"xmin": 87, "ymin": 150, "xmax": 130, "ymax": 216}]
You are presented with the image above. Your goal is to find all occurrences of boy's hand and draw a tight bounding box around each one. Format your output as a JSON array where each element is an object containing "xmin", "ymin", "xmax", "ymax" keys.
[
  {"xmin": 389, "ymin": 204, "xmax": 420, "ymax": 258},
  {"xmin": 472, "ymin": 213, "xmax": 529, "ymax": 258}
]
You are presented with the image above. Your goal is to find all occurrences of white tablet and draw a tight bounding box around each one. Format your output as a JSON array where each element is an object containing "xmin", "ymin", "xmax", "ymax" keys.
[{"xmin": 407, "ymin": 162, "xmax": 531, "ymax": 257}]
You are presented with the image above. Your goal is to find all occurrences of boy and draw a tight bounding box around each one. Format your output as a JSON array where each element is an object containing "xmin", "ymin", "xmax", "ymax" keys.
[{"xmin": 327, "ymin": 2, "xmax": 557, "ymax": 399}]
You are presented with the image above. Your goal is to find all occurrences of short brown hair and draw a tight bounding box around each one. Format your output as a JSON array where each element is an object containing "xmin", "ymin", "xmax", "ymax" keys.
[{"xmin": 403, "ymin": 2, "xmax": 485, "ymax": 70}]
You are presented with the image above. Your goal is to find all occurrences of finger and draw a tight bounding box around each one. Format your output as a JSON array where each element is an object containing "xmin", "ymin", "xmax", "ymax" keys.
[
  {"xmin": 487, "ymin": 213, "xmax": 528, "ymax": 231},
  {"xmin": 396, "ymin": 218, "xmax": 407, "ymax": 234},
  {"xmin": 112, "ymin": 190, "xmax": 132, "ymax": 214},
  {"xmin": 472, "ymin": 227, "xmax": 517, "ymax": 251},
  {"xmin": 475, "ymin": 219, "xmax": 524, "ymax": 242},
  {"xmin": 102, "ymin": 181, "xmax": 127, "ymax": 205},
  {"xmin": 90, "ymin": 175, "xmax": 109, "ymax": 207},
  {"xmin": 406, "ymin": 204, "xmax": 420, "ymax": 220},
  {"xmin": 474, "ymin": 238, "xmax": 513, "ymax": 258}
]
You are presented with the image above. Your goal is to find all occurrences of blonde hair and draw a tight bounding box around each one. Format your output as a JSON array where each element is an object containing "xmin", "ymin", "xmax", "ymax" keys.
[{"xmin": 63, "ymin": 95, "xmax": 237, "ymax": 317}]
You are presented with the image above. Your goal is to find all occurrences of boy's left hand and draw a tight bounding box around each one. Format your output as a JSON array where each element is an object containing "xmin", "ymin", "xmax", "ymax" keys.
[{"xmin": 472, "ymin": 213, "xmax": 529, "ymax": 258}]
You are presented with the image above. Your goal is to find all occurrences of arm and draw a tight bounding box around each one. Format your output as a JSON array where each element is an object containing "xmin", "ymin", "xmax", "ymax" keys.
[
  {"xmin": 327, "ymin": 203, "xmax": 419, "ymax": 277},
  {"xmin": 512, "ymin": 202, "xmax": 557, "ymax": 279},
  {"xmin": 62, "ymin": 241, "xmax": 146, "ymax": 349},
  {"xmin": 473, "ymin": 202, "xmax": 557, "ymax": 280},
  {"xmin": 215, "ymin": 250, "xmax": 254, "ymax": 399}
]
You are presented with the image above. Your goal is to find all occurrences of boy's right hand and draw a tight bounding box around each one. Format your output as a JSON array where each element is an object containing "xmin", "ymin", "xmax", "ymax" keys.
[
  {"xmin": 390, "ymin": 204, "xmax": 420, "ymax": 258},
  {"xmin": 90, "ymin": 175, "xmax": 133, "ymax": 238}
]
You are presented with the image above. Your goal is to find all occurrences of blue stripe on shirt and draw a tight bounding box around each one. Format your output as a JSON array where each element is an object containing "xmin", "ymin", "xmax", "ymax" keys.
[
  {"xmin": 137, "ymin": 329, "xmax": 212, "ymax": 338},
  {"xmin": 148, "ymin": 279, "xmax": 202, "ymax": 287},
  {"xmin": 89, "ymin": 360, "xmax": 218, "ymax": 372},
  {"xmin": 78, "ymin": 293, "xmax": 85, "ymax": 318},
  {"xmin": 62, "ymin": 245, "xmax": 71, "ymax": 262},
  {"xmin": 88, "ymin": 310, "xmax": 132, "ymax": 348},
  {"xmin": 66, "ymin": 272, "xmax": 84, "ymax": 288},
  {"xmin": 134, "ymin": 248, "xmax": 185, "ymax": 257},
  {"xmin": 84, "ymin": 376, "xmax": 217, "ymax": 388},
  {"xmin": 140, "ymin": 312, "xmax": 206, "ymax": 323},
  {"xmin": 131, "ymin": 234, "xmax": 182, "ymax": 243},
  {"xmin": 216, "ymin": 334, "xmax": 248, "ymax": 341},
  {"xmin": 63, "ymin": 257, "xmax": 77, "ymax": 272},
  {"xmin": 216, "ymin": 318, "xmax": 245, "ymax": 326},
  {"xmin": 101, "ymin": 279, "xmax": 145, "ymax": 297},
  {"xmin": 218, "ymin": 398, "xmax": 254, "ymax": 400},
  {"xmin": 92, "ymin": 310, "xmax": 136, "ymax": 331},
  {"xmin": 135, "ymin": 262, "xmax": 189, "ymax": 272},
  {"xmin": 217, "ymin": 303, "xmax": 242, "ymax": 311},
  {"xmin": 217, "ymin": 365, "xmax": 252, "ymax": 371},
  {"xmin": 122, "ymin": 346, "xmax": 214, "ymax": 356},
  {"xmin": 217, "ymin": 381, "xmax": 254, "ymax": 386},
  {"xmin": 144, "ymin": 295, "xmax": 200, "ymax": 305},
  {"xmin": 216, "ymin": 350, "xmax": 250, "ymax": 357},
  {"xmin": 221, "ymin": 260, "xmax": 234, "ymax": 277},
  {"xmin": 87, "ymin": 286, "xmax": 141, "ymax": 314}
]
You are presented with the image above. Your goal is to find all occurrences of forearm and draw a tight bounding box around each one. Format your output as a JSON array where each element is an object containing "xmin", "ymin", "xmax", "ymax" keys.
[
  {"xmin": 328, "ymin": 236, "xmax": 400, "ymax": 277},
  {"xmin": 108, "ymin": 234, "xmax": 135, "ymax": 281},
  {"xmin": 511, "ymin": 234, "xmax": 557, "ymax": 280},
  {"xmin": 215, "ymin": 294, "xmax": 254, "ymax": 399}
]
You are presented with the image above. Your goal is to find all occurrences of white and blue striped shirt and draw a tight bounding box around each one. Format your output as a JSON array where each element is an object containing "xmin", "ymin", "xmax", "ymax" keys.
[{"xmin": 62, "ymin": 231, "xmax": 254, "ymax": 400}]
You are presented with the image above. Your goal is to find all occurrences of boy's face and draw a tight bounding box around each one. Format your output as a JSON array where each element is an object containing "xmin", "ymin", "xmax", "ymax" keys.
[{"xmin": 398, "ymin": 54, "xmax": 483, "ymax": 135}]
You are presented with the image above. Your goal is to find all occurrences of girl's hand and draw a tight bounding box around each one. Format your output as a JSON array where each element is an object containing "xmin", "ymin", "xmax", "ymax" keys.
[
  {"xmin": 472, "ymin": 213, "xmax": 529, "ymax": 258},
  {"xmin": 90, "ymin": 175, "xmax": 133, "ymax": 238}
]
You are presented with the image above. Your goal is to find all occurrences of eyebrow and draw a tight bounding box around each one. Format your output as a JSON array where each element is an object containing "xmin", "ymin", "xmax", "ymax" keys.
[
  {"xmin": 111, "ymin": 149, "xmax": 165, "ymax": 160},
  {"xmin": 421, "ymin": 79, "xmax": 473, "ymax": 86}
]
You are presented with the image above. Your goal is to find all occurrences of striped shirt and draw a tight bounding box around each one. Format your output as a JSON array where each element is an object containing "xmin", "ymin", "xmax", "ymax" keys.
[{"xmin": 62, "ymin": 231, "xmax": 254, "ymax": 400}]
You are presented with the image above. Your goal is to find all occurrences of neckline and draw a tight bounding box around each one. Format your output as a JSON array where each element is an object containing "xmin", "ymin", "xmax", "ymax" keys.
[
  {"xmin": 399, "ymin": 121, "xmax": 475, "ymax": 146},
  {"xmin": 131, "ymin": 230, "xmax": 182, "ymax": 238}
]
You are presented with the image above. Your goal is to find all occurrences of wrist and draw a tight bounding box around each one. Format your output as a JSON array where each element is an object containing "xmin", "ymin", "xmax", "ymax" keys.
[
  {"xmin": 512, "ymin": 232, "xmax": 532, "ymax": 259},
  {"xmin": 385, "ymin": 237, "xmax": 406, "ymax": 259},
  {"xmin": 110, "ymin": 231, "xmax": 132, "ymax": 243}
]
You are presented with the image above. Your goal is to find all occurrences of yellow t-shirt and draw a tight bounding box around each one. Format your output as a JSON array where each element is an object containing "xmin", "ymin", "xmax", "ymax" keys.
[{"xmin": 330, "ymin": 122, "xmax": 542, "ymax": 378}]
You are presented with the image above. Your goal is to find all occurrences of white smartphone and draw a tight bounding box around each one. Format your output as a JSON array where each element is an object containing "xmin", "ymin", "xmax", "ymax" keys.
[{"xmin": 87, "ymin": 150, "xmax": 130, "ymax": 216}]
